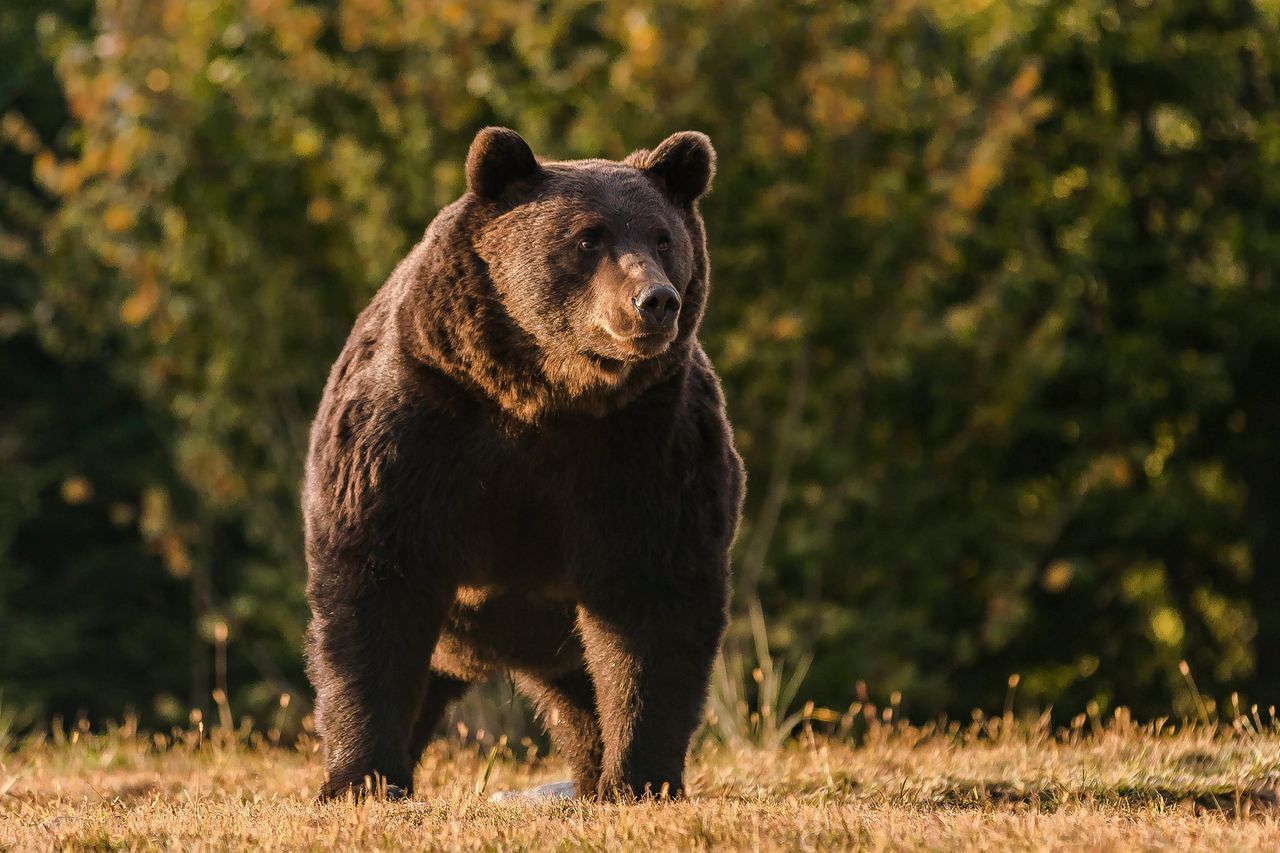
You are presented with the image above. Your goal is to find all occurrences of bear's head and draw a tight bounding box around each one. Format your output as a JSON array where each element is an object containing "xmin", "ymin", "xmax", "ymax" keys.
[{"xmin": 454, "ymin": 127, "xmax": 715, "ymax": 412}]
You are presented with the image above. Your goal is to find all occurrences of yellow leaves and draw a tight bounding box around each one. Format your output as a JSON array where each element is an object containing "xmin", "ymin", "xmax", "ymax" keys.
[
  {"xmin": 1108, "ymin": 456, "xmax": 1135, "ymax": 488},
  {"xmin": 1191, "ymin": 461, "xmax": 1245, "ymax": 507},
  {"xmin": 181, "ymin": 446, "xmax": 247, "ymax": 505},
  {"xmin": 1052, "ymin": 165, "xmax": 1089, "ymax": 200},
  {"xmin": 1122, "ymin": 563, "xmax": 1167, "ymax": 602},
  {"xmin": 249, "ymin": 0, "xmax": 286, "ymax": 19},
  {"xmin": 943, "ymin": 302, "xmax": 982, "ymax": 340},
  {"xmin": 145, "ymin": 68, "xmax": 171, "ymax": 93},
  {"xmin": 1075, "ymin": 454, "xmax": 1133, "ymax": 496},
  {"xmin": 623, "ymin": 8, "xmax": 659, "ymax": 69},
  {"xmin": 47, "ymin": 45, "xmax": 152, "ymax": 200},
  {"xmin": 295, "ymin": 7, "xmax": 327, "ymax": 42},
  {"xmin": 1150, "ymin": 608, "xmax": 1185, "ymax": 647},
  {"xmin": 33, "ymin": 150, "xmax": 59, "ymax": 191},
  {"xmin": 1, "ymin": 112, "xmax": 41, "ymax": 154},
  {"xmin": 465, "ymin": 68, "xmax": 494, "ymax": 97},
  {"xmin": 1009, "ymin": 62, "xmax": 1040, "ymax": 100},
  {"xmin": 207, "ymin": 57, "xmax": 237, "ymax": 85},
  {"xmin": 930, "ymin": 59, "xmax": 1051, "ymax": 260},
  {"xmin": 950, "ymin": 158, "xmax": 1002, "ymax": 213},
  {"xmin": 1150, "ymin": 104, "xmax": 1201, "ymax": 153},
  {"xmin": 603, "ymin": 5, "xmax": 663, "ymax": 87},
  {"xmin": 161, "ymin": 0, "xmax": 187, "ymax": 35},
  {"xmin": 159, "ymin": 534, "xmax": 193, "ymax": 578},
  {"xmin": 771, "ymin": 313, "xmax": 804, "ymax": 341},
  {"xmin": 744, "ymin": 100, "xmax": 808, "ymax": 160},
  {"xmin": 719, "ymin": 310, "xmax": 806, "ymax": 370},
  {"xmin": 1077, "ymin": 654, "xmax": 1099, "ymax": 676},
  {"xmin": 292, "ymin": 127, "xmax": 323, "ymax": 158},
  {"xmin": 440, "ymin": 1, "xmax": 469, "ymax": 26},
  {"xmin": 1055, "ymin": 217, "xmax": 1092, "ymax": 256},
  {"xmin": 1042, "ymin": 560, "xmax": 1074, "ymax": 593},
  {"xmin": 103, "ymin": 204, "xmax": 136, "ymax": 232},
  {"xmin": 849, "ymin": 191, "xmax": 891, "ymax": 223},
  {"xmin": 140, "ymin": 484, "xmax": 174, "ymax": 537},
  {"xmin": 337, "ymin": 0, "xmax": 389, "ymax": 50},
  {"xmin": 161, "ymin": 207, "xmax": 188, "ymax": 241},
  {"xmin": 368, "ymin": 87, "xmax": 403, "ymax": 134},
  {"xmin": 803, "ymin": 50, "xmax": 874, "ymax": 135},
  {"xmin": 808, "ymin": 85, "xmax": 866, "ymax": 134},
  {"xmin": 837, "ymin": 49, "xmax": 872, "ymax": 81},
  {"xmin": 0, "ymin": 232, "xmax": 28, "ymax": 263},
  {"xmin": 1143, "ymin": 428, "xmax": 1176, "ymax": 480},
  {"xmin": 140, "ymin": 486, "xmax": 192, "ymax": 578},
  {"xmin": 94, "ymin": 32, "xmax": 125, "ymax": 60},
  {"xmin": 121, "ymin": 277, "xmax": 160, "ymax": 326},
  {"xmin": 306, "ymin": 197, "xmax": 334, "ymax": 223},
  {"xmin": 61, "ymin": 476, "xmax": 94, "ymax": 505},
  {"xmin": 780, "ymin": 128, "xmax": 808, "ymax": 156},
  {"xmin": 273, "ymin": 6, "xmax": 326, "ymax": 55},
  {"xmin": 105, "ymin": 142, "xmax": 133, "ymax": 178},
  {"xmin": 478, "ymin": 17, "xmax": 508, "ymax": 45}
]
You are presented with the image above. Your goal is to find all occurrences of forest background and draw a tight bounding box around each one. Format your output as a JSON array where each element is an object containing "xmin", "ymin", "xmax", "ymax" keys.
[{"xmin": 4, "ymin": 0, "xmax": 1280, "ymax": 736}]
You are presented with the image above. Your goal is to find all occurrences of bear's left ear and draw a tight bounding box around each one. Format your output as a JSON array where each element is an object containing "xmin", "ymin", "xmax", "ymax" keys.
[
  {"xmin": 466, "ymin": 127, "xmax": 541, "ymax": 200},
  {"xmin": 630, "ymin": 131, "xmax": 716, "ymax": 207}
]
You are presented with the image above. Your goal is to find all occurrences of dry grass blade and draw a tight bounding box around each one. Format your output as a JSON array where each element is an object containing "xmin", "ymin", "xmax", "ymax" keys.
[{"xmin": 707, "ymin": 598, "xmax": 812, "ymax": 749}]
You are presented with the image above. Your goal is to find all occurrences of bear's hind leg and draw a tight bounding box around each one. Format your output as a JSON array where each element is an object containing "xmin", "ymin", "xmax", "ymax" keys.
[
  {"xmin": 307, "ymin": 575, "xmax": 447, "ymax": 800},
  {"xmin": 407, "ymin": 671, "xmax": 471, "ymax": 770},
  {"xmin": 515, "ymin": 668, "xmax": 603, "ymax": 797}
]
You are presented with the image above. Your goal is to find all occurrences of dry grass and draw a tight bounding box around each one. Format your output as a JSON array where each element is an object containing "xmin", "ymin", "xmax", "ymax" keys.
[{"xmin": 3, "ymin": 711, "xmax": 1280, "ymax": 851}]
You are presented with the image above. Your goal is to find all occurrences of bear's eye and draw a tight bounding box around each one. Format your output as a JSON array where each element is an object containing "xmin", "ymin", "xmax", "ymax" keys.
[
  {"xmin": 656, "ymin": 234, "xmax": 672, "ymax": 252},
  {"xmin": 578, "ymin": 237, "xmax": 601, "ymax": 253}
]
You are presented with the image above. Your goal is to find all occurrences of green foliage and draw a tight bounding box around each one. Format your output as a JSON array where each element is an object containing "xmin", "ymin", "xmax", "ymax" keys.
[
  {"xmin": 1, "ymin": 0, "xmax": 200, "ymax": 726},
  {"xmin": 5, "ymin": 0, "xmax": 1280, "ymax": 725}
]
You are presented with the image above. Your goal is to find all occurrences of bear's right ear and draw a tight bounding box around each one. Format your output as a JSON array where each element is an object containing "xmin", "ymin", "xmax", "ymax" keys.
[{"xmin": 466, "ymin": 127, "xmax": 541, "ymax": 200}]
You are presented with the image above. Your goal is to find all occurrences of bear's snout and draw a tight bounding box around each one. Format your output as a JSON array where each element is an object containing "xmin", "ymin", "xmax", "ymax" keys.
[{"xmin": 631, "ymin": 284, "xmax": 681, "ymax": 332}]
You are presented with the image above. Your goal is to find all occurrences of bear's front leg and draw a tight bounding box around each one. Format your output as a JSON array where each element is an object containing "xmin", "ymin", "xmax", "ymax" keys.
[
  {"xmin": 306, "ymin": 566, "xmax": 447, "ymax": 800},
  {"xmin": 576, "ymin": 569, "xmax": 729, "ymax": 801}
]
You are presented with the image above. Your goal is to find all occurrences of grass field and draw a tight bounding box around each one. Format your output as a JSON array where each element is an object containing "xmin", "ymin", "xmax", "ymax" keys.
[{"xmin": 3, "ymin": 710, "xmax": 1280, "ymax": 851}]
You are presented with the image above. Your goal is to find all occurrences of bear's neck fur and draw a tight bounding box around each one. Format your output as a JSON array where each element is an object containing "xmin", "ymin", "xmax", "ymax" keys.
[{"xmin": 392, "ymin": 196, "xmax": 710, "ymax": 428}]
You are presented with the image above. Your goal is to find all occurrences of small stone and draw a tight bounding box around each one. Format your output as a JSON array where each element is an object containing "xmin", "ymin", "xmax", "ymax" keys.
[{"xmin": 489, "ymin": 781, "xmax": 576, "ymax": 804}]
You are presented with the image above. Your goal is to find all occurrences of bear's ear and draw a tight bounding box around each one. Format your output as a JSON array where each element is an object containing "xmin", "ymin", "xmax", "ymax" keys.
[
  {"xmin": 466, "ymin": 127, "xmax": 541, "ymax": 200},
  {"xmin": 630, "ymin": 131, "xmax": 716, "ymax": 206}
]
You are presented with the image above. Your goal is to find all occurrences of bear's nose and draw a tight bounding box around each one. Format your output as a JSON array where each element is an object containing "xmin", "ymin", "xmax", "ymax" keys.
[{"xmin": 632, "ymin": 284, "xmax": 681, "ymax": 330}]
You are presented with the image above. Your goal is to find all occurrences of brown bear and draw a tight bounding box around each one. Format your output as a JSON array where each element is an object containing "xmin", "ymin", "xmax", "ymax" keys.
[{"xmin": 302, "ymin": 127, "xmax": 745, "ymax": 802}]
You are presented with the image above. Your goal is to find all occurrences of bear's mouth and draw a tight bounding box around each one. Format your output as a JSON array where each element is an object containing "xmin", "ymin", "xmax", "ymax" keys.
[
  {"xmin": 581, "ymin": 319, "xmax": 676, "ymax": 379},
  {"xmin": 595, "ymin": 323, "xmax": 677, "ymax": 358}
]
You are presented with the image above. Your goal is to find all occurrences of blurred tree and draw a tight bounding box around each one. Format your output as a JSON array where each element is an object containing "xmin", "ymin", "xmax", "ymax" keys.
[
  {"xmin": 1, "ymin": 0, "xmax": 197, "ymax": 724},
  {"xmin": 12, "ymin": 0, "xmax": 1280, "ymax": 724}
]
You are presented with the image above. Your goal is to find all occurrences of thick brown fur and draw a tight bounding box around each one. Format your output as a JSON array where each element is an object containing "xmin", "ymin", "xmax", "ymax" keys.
[{"xmin": 303, "ymin": 127, "xmax": 745, "ymax": 802}]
